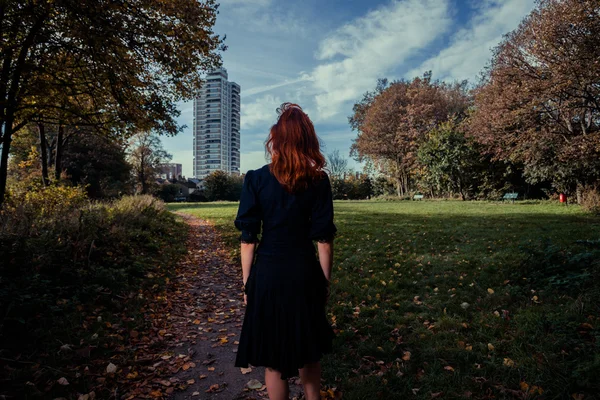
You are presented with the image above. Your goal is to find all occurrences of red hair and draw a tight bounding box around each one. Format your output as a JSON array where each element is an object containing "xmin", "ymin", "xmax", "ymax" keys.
[{"xmin": 265, "ymin": 103, "xmax": 326, "ymax": 193}]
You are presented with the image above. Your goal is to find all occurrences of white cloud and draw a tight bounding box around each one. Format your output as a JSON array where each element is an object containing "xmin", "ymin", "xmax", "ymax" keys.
[
  {"xmin": 243, "ymin": 73, "xmax": 312, "ymax": 97},
  {"xmin": 240, "ymin": 150, "xmax": 269, "ymax": 173},
  {"xmin": 406, "ymin": 0, "xmax": 536, "ymax": 82},
  {"xmin": 308, "ymin": 0, "xmax": 452, "ymax": 120},
  {"xmin": 241, "ymin": 94, "xmax": 282, "ymax": 130},
  {"xmin": 217, "ymin": 0, "xmax": 308, "ymax": 36},
  {"xmin": 218, "ymin": 0, "xmax": 272, "ymax": 7}
]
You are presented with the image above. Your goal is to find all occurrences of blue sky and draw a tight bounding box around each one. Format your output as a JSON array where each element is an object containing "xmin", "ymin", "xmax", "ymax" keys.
[{"xmin": 162, "ymin": 0, "xmax": 536, "ymax": 178}]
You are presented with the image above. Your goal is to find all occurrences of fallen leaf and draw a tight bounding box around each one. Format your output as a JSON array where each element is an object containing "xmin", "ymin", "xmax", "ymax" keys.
[
  {"xmin": 444, "ymin": 366, "xmax": 454, "ymax": 372},
  {"xmin": 57, "ymin": 377, "xmax": 69, "ymax": 385},
  {"xmin": 247, "ymin": 379, "xmax": 263, "ymax": 390},
  {"xmin": 402, "ymin": 351, "xmax": 411, "ymax": 361},
  {"xmin": 206, "ymin": 384, "xmax": 220, "ymax": 393},
  {"xmin": 126, "ymin": 371, "xmax": 138, "ymax": 379},
  {"xmin": 182, "ymin": 362, "xmax": 196, "ymax": 371},
  {"xmin": 487, "ymin": 288, "xmax": 494, "ymax": 294},
  {"xmin": 487, "ymin": 343, "xmax": 495, "ymax": 351},
  {"xmin": 240, "ymin": 367, "xmax": 252, "ymax": 374},
  {"xmin": 106, "ymin": 363, "xmax": 117, "ymax": 374}
]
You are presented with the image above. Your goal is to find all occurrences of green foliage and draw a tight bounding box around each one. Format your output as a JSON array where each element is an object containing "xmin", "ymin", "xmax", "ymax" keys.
[
  {"xmin": 515, "ymin": 239, "xmax": 600, "ymax": 296},
  {"xmin": 204, "ymin": 170, "xmax": 243, "ymax": 201},
  {"xmin": 0, "ymin": 191, "xmax": 186, "ymax": 380},
  {"xmin": 371, "ymin": 176, "xmax": 397, "ymax": 197},
  {"xmin": 62, "ymin": 133, "xmax": 132, "ymax": 198},
  {"xmin": 417, "ymin": 122, "xmax": 482, "ymax": 200},
  {"xmin": 331, "ymin": 174, "xmax": 373, "ymax": 200},
  {"xmin": 156, "ymin": 183, "xmax": 182, "ymax": 202}
]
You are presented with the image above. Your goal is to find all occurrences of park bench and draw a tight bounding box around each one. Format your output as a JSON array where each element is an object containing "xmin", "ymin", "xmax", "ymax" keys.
[
  {"xmin": 502, "ymin": 192, "xmax": 518, "ymax": 203},
  {"xmin": 413, "ymin": 194, "xmax": 424, "ymax": 201}
]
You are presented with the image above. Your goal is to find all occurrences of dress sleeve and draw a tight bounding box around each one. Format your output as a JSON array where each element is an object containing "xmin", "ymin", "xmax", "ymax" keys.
[
  {"xmin": 234, "ymin": 170, "xmax": 261, "ymax": 244},
  {"xmin": 309, "ymin": 173, "xmax": 337, "ymax": 243}
]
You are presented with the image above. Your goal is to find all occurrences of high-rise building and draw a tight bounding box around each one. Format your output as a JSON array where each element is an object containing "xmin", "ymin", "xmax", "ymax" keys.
[
  {"xmin": 193, "ymin": 68, "xmax": 240, "ymax": 179},
  {"xmin": 157, "ymin": 163, "xmax": 182, "ymax": 180}
]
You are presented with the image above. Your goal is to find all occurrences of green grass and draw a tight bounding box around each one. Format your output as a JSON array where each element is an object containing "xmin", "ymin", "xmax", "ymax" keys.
[{"xmin": 169, "ymin": 200, "xmax": 600, "ymax": 399}]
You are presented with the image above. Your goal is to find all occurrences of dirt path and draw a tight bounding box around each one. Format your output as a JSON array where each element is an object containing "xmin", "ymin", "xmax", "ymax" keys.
[{"xmin": 167, "ymin": 213, "xmax": 305, "ymax": 400}]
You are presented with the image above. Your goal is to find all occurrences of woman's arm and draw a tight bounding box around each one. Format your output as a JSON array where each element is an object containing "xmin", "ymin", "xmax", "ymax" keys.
[
  {"xmin": 240, "ymin": 242, "xmax": 256, "ymax": 295},
  {"xmin": 317, "ymin": 241, "xmax": 333, "ymax": 281}
]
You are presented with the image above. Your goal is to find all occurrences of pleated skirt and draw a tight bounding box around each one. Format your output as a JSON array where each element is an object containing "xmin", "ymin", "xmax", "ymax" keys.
[{"xmin": 234, "ymin": 251, "xmax": 335, "ymax": 380}]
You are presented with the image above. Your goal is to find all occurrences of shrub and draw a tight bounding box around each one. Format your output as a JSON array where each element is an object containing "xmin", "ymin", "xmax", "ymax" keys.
[
  {"xmin": 0, "ymin": 190, "xmax": 186, "ymax": 392},
  {"xmin": 513, "ymin": 239, "xmax": 600, "ymax": 297},
  {"xmin": 581, "ymin": 186, "xmax": 600, "ymax": 215}
]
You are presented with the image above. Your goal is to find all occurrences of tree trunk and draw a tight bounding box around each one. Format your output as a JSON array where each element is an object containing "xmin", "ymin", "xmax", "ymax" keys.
[
  {"xmin": 0, "ymin": 115, "xmax": 14, "ymax": 207},
  {"xmin": 54, "ymin": 124, "xmax": 64, "ymax": 181},
  {"xmin": 140, "ymin": 152, "xmax": 147, "ymax": 195},
  {"xmin": 396, "ymin": 176, "xmax": 402, "ymax": 197},
  {"xmin": 38, "ymin": 123, "xmax": 49, "ymax": 186},
  {"xmin": 576, "ymin": 182, "xmax": 583, "ymax": 205}
]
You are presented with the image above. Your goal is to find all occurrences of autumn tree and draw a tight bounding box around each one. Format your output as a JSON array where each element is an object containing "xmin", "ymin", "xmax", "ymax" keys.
[
  {"xmin": 128, "ymin": 131, "xmax": 172, "ymax": 195},
  {"xmin": 467, "ymin": 0, "xmax": 600, "ymax": 201},
  {"xmin": 0, "ymin": 0, "xmax": 224, "ymax": 206},
  {"xmin": 350, "ymin": 73, "xmax": 470, "ymax": 196}
]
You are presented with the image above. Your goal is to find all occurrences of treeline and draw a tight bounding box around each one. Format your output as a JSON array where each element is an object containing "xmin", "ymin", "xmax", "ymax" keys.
[{"xmin": 348, "ymin": 0, "xmax": 599, "ymax": 209}]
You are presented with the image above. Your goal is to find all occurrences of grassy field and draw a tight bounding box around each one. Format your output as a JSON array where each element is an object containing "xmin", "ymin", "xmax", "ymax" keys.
[{"xmin": 169, "ymin": 200, "xmax": 600, "ymax": 399}]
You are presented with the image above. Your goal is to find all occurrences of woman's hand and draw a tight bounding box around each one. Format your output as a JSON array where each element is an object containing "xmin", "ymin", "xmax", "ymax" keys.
[{"xmin": 244, "ymin": 293, "xmax": 248, "ymax": 305}]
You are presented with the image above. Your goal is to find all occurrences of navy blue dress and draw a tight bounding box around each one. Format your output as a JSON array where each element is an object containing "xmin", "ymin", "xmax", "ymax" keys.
[{"xmin": 233, "ymin": 164, "xmax": 337, "ymax": 380}]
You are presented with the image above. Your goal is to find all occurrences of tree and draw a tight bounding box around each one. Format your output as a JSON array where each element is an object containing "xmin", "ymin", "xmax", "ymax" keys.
[
  {"xmin": 0, "ymin": 0, "xmax": 225, "ymax": 206},
  {"xmin": 467, "ymin": 0, "xmax": 600, "ymax": 201},
  {"xmin": 203, "ymin": 170, "xmax": 242, "ymax": 201},
  {"xmin": 128, "ymin": 132, "xmax": 172, "ymax": 195},
  {"xmin": 417, "ymin": 121, "xmax": 482, "ymax": 200},
  {"xmin": 326, "ymin": 149, "xmax": 349, "ymax": 179},
  {"xmin": 350, "ymin": 73, "xmax": 470, "ymax": 196},
  {"xmin": 62, "ymin": 132, "xmax": 132, "ymax": 198}
]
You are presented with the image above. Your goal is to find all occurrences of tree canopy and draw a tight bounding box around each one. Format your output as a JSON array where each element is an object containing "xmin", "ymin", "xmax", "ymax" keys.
[
  {"xmin": 0, "ymin": 0, "xmax": 225, "ymax": 204},
  {"xmin": 467, "ymin": 0, "xmax": 600, "ymax": 195}
]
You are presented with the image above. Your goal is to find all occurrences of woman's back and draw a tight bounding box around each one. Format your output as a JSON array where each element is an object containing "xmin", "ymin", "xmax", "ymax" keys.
[{"xmin": 235, "ymin": 164, "xmax": 336, "ymax": 256}]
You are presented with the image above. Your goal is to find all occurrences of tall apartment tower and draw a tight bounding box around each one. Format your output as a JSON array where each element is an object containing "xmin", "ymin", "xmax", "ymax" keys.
[{"xmin": 193, "ymin": 68, "xmax": 241, "ymax": 179}]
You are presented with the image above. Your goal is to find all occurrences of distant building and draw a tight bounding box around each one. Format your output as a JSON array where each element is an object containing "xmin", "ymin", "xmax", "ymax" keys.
[
  {"xmin": 158, "ymin": 163, "xmax": 182, "ymax": 180},
  {"xmin": 193, "ymin": 67, "xmax": 240, "ymax": 179}
]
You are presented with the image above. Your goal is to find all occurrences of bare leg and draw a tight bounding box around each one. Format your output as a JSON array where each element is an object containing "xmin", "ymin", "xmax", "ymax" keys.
[
  {"xmin": 299, "ymin": 362, "xmax": 321, "ymax": 400},
  {"xmin": 265, "ymin": 367, "xmax": 290, "ymax": 400}
]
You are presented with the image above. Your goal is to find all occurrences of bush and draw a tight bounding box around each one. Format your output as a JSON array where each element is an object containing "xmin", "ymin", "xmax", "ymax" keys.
[
  {"xmin": 0, "ymin": 189, "xmax": 186, "ymax": 392},
  {"xmin": 581, "ymin": 186, "xmax": 600, "ymax": 215},
  {"xmin": 513, "ymin": 239, "xmax": 600, "ymax": 297}
]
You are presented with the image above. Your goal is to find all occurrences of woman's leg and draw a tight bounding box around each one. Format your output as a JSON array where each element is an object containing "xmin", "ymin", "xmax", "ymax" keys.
[
  {"xmin": 265, "ymin": 367, "xmax": 290, "ymax": 400},
  {"xmin": 299, "ymin": 362, "xmax": 321, "ymax": 400}
]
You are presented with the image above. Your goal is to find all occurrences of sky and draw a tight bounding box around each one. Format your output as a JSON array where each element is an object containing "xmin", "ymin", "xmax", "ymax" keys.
[{"xmin": 162, "ymin": 0, "xmax": 537, "ymax": 178}]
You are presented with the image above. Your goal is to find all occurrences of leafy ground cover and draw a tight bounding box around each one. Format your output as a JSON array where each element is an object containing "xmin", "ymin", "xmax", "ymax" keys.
[
  {"xmin": 170, "ymin": 200, "xmax": 600, "ymax": 399},
  {"xmin": 0, "ymin": 192, "xmax": 187, "ymax": 399}
]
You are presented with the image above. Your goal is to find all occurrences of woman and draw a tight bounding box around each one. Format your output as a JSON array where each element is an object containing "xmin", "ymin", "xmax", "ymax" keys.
[{"xmin": 234, "ymin": 103, "xmax": 337, "ymax": 400}]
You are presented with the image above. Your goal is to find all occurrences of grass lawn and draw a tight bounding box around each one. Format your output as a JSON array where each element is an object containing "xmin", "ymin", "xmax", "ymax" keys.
[{"xmin": 169, "ymin": 200, "xmax": 600, "ymax": 399}]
